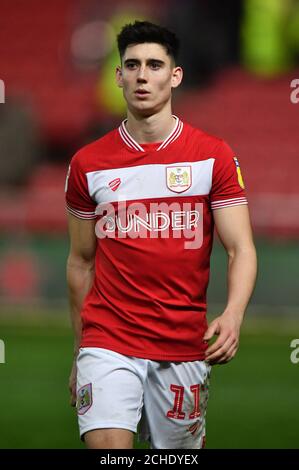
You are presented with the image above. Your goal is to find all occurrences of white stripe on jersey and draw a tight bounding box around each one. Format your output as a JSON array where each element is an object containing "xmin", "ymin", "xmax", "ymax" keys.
[
  {"xmin": 211, "ymin": 197, "xmax": 248, "ymax": 210},
  {"xmin": 86, "ymin": 159, "xmax": 215, "ymax": 204},
  {"xmin": 66, "ymin": 204, "xmax": 97, "ymax": 219}
]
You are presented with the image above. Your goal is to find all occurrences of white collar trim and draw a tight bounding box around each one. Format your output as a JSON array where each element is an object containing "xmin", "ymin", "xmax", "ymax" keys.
[{"xmin": 118, "ymin": 115, "xmax": 183, "ymax": 152}]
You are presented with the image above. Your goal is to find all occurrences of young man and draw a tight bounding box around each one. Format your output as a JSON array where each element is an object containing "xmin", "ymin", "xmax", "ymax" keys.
[{"xmin": 65, "ymin": 21, "xmax": 257, "ymax": 449}]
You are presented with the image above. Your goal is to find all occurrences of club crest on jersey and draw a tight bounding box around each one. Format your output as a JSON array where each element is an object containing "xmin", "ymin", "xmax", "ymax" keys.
[
  {"xmin": 77, "ymin": 383, "xmax": 92, "ymax": 415},
  {"xmin": 166, "ymin": 166, "xmax": 192, "ymax": 193},
  {"xmin": 233, "ymin": 157, "xmax": 245, "ymax": 189}
]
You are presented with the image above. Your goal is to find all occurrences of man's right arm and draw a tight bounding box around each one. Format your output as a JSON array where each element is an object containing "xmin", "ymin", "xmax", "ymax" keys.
[{"xmin": 66, "ymin": 213, "xmax": 97, "ymax": 405}]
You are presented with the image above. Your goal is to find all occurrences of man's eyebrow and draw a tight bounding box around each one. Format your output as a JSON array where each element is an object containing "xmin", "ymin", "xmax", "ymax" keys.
[{"xmin": 124, "ymin": 58, "xmax": 165, "ymax": 65}]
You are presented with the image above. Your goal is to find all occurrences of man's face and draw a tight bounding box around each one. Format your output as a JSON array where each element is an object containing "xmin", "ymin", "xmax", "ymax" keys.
[{"xmin": 116, "ymin": 42, "xmax": 182, "ymax": 116}]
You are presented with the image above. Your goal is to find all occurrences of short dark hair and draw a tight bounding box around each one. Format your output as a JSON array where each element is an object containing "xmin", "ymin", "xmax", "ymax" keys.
[{"xmin": 117, "ymin": 21, "xmax": 180, "ymax": 64}]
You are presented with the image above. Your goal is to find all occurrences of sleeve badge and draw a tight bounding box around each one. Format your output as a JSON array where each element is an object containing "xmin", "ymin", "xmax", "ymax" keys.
[{"xmin": 233, "ymin": 157, "xmax": 245, "ymax": 189}]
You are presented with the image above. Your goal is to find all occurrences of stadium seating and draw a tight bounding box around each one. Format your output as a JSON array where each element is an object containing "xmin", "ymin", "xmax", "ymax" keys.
[
  {"xmin": 176, "ymin": 68, "xmax": 299, "ymax": 237},
  {"xmin": 0, "ymin": 1, "xmax": 298, "ymax": 237}
]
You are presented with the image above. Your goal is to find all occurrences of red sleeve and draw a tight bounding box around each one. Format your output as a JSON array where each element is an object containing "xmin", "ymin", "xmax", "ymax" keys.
[
  {"xmin": 210, "ymin": 140, "xmax": 247, "ymax": 210},
  {"xmin": 65, "ymin": 153, "xmax": 97, "ymax": 220}
]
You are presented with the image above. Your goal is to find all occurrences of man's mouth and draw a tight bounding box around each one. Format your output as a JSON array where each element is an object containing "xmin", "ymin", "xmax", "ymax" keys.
[{"xmin": 135, "ymin": 89, "xmax": 150, "ymax": 97}]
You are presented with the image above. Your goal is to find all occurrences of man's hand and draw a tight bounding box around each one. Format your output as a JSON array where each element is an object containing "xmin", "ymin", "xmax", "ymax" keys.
[
  {"xmin": 203, "ymin": 311, "xmax": 243, "ymax": 365},
  {"xmin": 69, "ymin": 359, "xmax": 77, "ymax": 407}
]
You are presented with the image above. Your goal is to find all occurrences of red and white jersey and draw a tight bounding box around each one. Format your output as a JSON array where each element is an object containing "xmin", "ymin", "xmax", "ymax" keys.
[{"xmin": 66, "ymin": 117, "xmax": 247, "ymax": 361}]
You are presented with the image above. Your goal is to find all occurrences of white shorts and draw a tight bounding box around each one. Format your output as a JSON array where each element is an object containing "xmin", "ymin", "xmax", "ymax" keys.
[{"xmin": 76, "ymin": 347, "xmax": 211, "ymax": 449}]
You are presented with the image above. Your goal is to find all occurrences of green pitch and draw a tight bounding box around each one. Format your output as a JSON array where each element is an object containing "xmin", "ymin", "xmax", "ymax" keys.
[{"xmin": 0, "ymin": 313, "xmax": 298, "ymax": 449}]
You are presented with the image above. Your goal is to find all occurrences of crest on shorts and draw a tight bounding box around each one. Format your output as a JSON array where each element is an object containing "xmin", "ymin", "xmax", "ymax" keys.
[
  {"xmin": 77, "ymin": 383, "xmax": 92, "ymax": 415},
  {"xmin": 166, "ymin": 166, "xmax": 192, "ymax": 193}
]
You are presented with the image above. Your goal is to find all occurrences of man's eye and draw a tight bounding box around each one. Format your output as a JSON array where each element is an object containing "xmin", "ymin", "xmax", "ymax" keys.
[
  {"xmin": 127, "ymin": 63, "xmax": 137, "ymax": 69},
  {"xmin": 151, "ymin": 63, "xmax": 161, "ymax": 69}
]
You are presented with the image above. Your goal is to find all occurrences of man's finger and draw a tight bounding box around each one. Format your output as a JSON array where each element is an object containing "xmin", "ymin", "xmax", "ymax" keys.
[
  {"xmin": 70, "ymin": 394, "xmax": 77, "ymax": 407},
  {"xmin": 215, "ymin": 344, "xmax": 238, "ymax": 365},
  {"xmin": 203, "ymin": 321, "xmax": 220, "ymax": 342},
  {"xmin": 207, "ymin": 341, "xmax": 238, "ymax": 365},
  {"xmin": 205, "ymin": 331, "xmax": 231, "ymax": 356},
  {"xmin": 205, "ymin": 334, "xmax": 234, "ymax": 361},
  {"xmin": 69, "ymin": 383, "xmax": 77, "ymax": 407}
]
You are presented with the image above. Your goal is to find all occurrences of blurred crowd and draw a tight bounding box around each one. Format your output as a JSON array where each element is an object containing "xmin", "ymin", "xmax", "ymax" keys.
[
  {"xmin": 0, "ymin": 0, "xmax": 298, "ymax": 238},
  {"xmin": 1, "ymin": 0, "xmax": 299, "ymax": 186}
]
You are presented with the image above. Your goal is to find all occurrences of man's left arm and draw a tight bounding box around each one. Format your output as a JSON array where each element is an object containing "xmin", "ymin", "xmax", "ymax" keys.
[{"xmin": 204, "ymin": 205, "xmax": 257, "ymax": 364}]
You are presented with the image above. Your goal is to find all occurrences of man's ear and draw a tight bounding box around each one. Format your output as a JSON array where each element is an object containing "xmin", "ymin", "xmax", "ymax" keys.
[
  {"xmin": 116, "ymin": 66, "xmax": 123, "ymax": 88},
  {"xmin": 171, "ymin": 66, "xmax": 183, "ymax": 89}
]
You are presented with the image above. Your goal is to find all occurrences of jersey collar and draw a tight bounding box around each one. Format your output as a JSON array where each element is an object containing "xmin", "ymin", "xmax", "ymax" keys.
[{"xmin": 118, "ymin": 115, "xmax": 183, "ymax": 152}]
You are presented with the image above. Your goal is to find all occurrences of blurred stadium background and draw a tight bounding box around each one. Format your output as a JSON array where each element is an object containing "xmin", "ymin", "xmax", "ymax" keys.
[{"xmin": 0, "ymin": 0, "xmax": 299, "ymax": 449}]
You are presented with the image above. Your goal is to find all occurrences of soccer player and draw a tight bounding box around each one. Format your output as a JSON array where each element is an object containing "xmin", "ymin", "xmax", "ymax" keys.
[{"xmin": 65, "ymin": 21, "xmax": 257, "ymax": 449}]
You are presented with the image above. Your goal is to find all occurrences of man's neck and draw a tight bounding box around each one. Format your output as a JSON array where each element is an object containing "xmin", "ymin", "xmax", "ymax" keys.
[{"xmin": 125, "ymin": 107, "xmax": 176, "ymax": 144}]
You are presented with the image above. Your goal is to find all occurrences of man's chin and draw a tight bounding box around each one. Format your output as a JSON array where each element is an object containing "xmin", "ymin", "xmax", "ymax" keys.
[{"xmin": 129, "ymin": 102, "xmax": 160, "ymax": 117}]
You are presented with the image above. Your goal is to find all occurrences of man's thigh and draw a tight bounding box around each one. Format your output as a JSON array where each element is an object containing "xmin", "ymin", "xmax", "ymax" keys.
[
  {"xmin": 141, "ymin": 360, "xmax": 211, "ymax": 449},
  {"xmin": 84, "ymin": 428, "xmax": 134, "ymax": 449},
  {"xmin": 76, "ymin": 347, "xmax": 145, "ymax": 442}
]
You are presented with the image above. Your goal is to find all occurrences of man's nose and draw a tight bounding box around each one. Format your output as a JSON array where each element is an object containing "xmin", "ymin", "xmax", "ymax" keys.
[{"xmin": 137, "ymin": 65, "xmax": 147, "ymax": 82}]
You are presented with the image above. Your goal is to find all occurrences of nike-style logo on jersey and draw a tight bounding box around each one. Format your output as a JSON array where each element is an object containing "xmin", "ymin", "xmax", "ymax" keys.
[{"xmin": 108, "ymin": 178, "xmax": 121, "ymax": 191}]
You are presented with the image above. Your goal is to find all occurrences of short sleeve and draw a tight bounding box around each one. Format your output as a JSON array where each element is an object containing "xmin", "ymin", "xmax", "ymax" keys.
[
  {"xmin": 65, "ymin": 154, "xmax": 97, "ymax": 219},
  {"xmin": 210, "ymin": 140, "xmax": 248, "ymax": 210}
]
